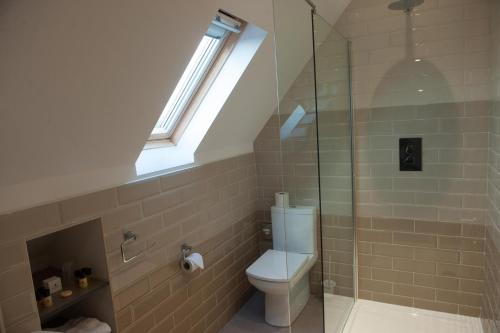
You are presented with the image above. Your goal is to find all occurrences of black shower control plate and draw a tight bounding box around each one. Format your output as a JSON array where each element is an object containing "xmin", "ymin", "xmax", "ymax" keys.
[{"xmin": 399, "ymin": 138, "xmax": 422, "ymax": 171}]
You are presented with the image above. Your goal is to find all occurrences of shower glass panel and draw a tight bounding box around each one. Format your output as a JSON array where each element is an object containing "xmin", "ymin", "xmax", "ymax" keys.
[
  {"xmin": 272, "ymin": 0, "xmax": 355, "ymax": 332},
  {"xmin": 314, "ymin": 15, "xmax": 355, "ymax": 333}
]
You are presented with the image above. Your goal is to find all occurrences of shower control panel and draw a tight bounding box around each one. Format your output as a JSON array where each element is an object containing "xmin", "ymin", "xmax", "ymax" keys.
[{"xmin": 399, "ymin": 138, "xmax": 422, "ymax": 171}]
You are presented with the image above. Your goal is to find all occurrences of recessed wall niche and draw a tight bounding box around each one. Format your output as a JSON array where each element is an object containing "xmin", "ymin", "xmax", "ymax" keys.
[{"xmin": 26, "ymin": 219, "xmax": 116, "ymax": 331}]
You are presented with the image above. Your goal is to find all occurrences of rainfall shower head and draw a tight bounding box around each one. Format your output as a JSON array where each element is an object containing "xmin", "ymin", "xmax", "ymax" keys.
[{"xmin": 388, "ymin": 0, "xmax": 424, "ymax": 13}]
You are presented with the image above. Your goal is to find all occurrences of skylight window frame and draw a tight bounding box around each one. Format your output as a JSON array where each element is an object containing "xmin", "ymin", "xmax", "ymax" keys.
[{"xmin": 148, "ymin": 14, "xmax": 243, "ymax": 145}]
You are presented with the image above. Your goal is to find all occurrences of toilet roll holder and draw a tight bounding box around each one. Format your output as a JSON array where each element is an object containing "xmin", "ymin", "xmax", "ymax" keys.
[
  {"xmin": 181, "ymin": 244, "xmax": 193, "ymax": 271},
  {"xmin": 181, "ymin": 244, "xmax": 192, "ymax": 258}
]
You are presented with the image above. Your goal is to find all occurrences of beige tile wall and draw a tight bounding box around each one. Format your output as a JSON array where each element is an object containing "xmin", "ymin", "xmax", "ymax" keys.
[
  {"xmin": 483, "ymin": 1, "xmax": 500, "ymax": 332},
  {"xmin": 332, "ymin": 0, "xmax": 493, "ymax": 318},
  {"xmin": 0, "ymin": 153, "xmax": 258, "ymax": 333},
  {"xmin": 336, "ymin": 0, "xmax": 493, "ymax": 110},
  {"xmin": 358, "ymin": 217, "xmax": 485, "ymax": 316}
]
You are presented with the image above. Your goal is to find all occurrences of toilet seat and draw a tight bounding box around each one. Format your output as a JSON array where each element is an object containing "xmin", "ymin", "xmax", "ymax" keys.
[{"xmin": 246, "ymin": 250, "xmax": 310, "ymax": 282}]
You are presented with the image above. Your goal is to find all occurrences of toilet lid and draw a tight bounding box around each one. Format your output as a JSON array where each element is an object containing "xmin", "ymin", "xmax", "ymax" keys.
[{"xmin": 246, "ymin": 250, "xmax": 310, "ymax": 282}]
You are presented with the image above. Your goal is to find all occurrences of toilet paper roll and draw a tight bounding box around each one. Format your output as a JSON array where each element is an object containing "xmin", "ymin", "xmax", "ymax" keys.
[
  {"xmin": 275, "ymin": 192, "xmax": 289, "ymax": 208},
  {"xmin": 181, "ymin": 253, "xmax": 204, "ymax": 273}
]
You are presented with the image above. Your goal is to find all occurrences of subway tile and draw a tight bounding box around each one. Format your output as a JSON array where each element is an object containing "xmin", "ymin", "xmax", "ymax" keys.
[
  {"xmin": 437, "ymin": 263, "xmax": 483, "ymax": 280},
  {"xmin": 393, "ymin": 178, "xmax": 438, "ymax": 192},
  {"xmin": 372, "ymin": 243, "xmax": 413, "ymax": 259},
  {"xmin": 439, "ymin": 149, "xmax": 488, "ymax": 163},
  {"xmin": 4, "ymin": 313, "xmax": 40, "ymax": 333},
  {"xmin": 372, "ymin": 218, "xmax": 414, "ymax": 232},
  {"xmin": 393, "ymin": 205, "xmax": 438, "ymax": 221},
  {"xmin": 174, "ymin": 292, "xmax": 203, "ymax": 324},
  {"xmin": 393, "ymin": 232, "xmax": 437, "ymax": 248},
  {"xmin": 413, "ymin": 299, "xmax": 458, "ymax": 314},
  {"xmin": 436, "ymin": 289, "xmax": 482, "ymax": 307},
  {"xmin": 153, "ymin": 288, "xmax": 189, "ymax": 321},
  {"xmin": 359, "ymin": 278, "xmax": 392, "ymax": 293},
  {"xmin": 372, "ymin": 268, "xmax": 413, "ymax": 284},
  {"xmin": 437, "ymin": 208, "xmax": 486, "ymax": 225},
  {"xmin": 394, "ymin": 119, "xmax": 439, "ymax": 134},
  {"xmin": 0, "ymin": 204, "xmax": 60, "ymax": 243},
  {"xmin": 461, "ymin": 252, "xmax": 485, "ymax": 267},
  {"xmin": 358, "ymin": 266, "xmax": 371, "ymax": 279},
  {"xmin": 414, "ymin": 248, "xmax": 460, "ymax": 264},
  {"xmin": 101, "ymin": 203, "xmax": 142, "ymax": 234},
  {"xmin": 60, "ymin": 189, "xmax": 118, "ymax": 223},
  {"xmin": 122, "ymin": 312, "xmax": 154, "ymax": 333},
  {"xmin": 414, "ymin": 273, "xmax": 459, "ymax": 290},
  {"xmin": 462, "ymin": 195, "xmax": 489, "ymax": 209},
  {"xmin": 415, "ymin": 221, "xmax": 461, "ymax": 236},
  {"xmin": 0, "ymin": 241, "xmax": 27, "ymax": 272},
  {"xmin": 459, "ymin": 305, "xmax": 481, "ymax": 317},
  {"xmin": 188, "ymin": 270, "xmax": 214, "ymax": 296},
  {"xmin": 415, "ymin": 193, "xmax": 462, "ymax": 208},
  {"xmin": 372, "ymin": 292, "xmax": 413, "ymax": 307},
  {"xmin": 438, "ymin": 236, "xmax": 484, "ymax": 252},
  {"xmin": 358, "ymin": 290, "xmax": 372, "ymax": 300},
  {"xmin": 393, "ymin": 283, "xmax": 435, "ymax": 300},
  {"xmin": 394, "ymin": 259, "xmax": 436, "ymax": 274},
  {"xmin": 117, "ymin": 178, "xmax": 161, "ymax": 205},
  {"xmin": 133, "ymin": 281, "xmax": 171, "ymax": 319},
  {"xmin": 358, "ymin": 254, "xmax": 393, "ymax": 269},
  {"xmin": 464, "ymin": 165, "xmax": 487, "ymax": 179},
  {"xmin": 460, "ymin": 279, "xmax": 483, "ymax": 294},
  {"xmin": 114, "ymin": 278, "xmax": 149, "ymax": 311},
  {"xmin": 142, "ymin": 190, "xmax": 183, "ymax": 217},
  {"xmin": 462, "ymin": 224, "xmax": 485, "ymax": 238},
  {"xmin": 439, "ymin": 179, "xmax": 487, "ymax": 194},
  {"xmin": 149, "ymin": 316, "xmax": 174, "ymax": 333},
  {"xmin": 0, "ymin": 265, "xmax": 32, "ymax": 301},
  {"xmin": 161, "ymin": 169, "xmax": 202, "ymax": 192},
  {"xmin": 0, "ymin": 291, "xmax": 37, "ymax": 327},
  {"xmin": 357, "ymin": 217, "xmax": 372, "ymax": 229},
  {"xmin": 357, "ymin": 230, "xmax": 392, "ymax": 243},
  {"xmin": 116, "ymin": 308, "xmax": 133, "ymax": 332}
]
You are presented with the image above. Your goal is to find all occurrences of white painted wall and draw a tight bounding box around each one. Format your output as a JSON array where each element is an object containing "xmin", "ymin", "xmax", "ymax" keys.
[{"xmin": 0, "ymin": 0, "xmax": 347, "ymax": 214}]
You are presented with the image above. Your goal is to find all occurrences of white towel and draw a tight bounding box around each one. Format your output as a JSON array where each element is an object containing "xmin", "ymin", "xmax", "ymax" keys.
[{"xmin": 34, "ymin": 317, "xmax": 111, "ymax": 333}]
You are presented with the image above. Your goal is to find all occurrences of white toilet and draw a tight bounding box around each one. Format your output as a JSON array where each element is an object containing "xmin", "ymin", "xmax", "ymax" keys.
[{"xmin": 246, "ymin": 206, "xmax": 317, "ymax": 327}]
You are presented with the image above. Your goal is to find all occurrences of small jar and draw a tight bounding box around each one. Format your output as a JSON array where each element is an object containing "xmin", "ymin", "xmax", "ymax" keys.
[
  {"xmin": 40, "ymin": 295, "xmax": 53, "ymax": 308},
  {"xmin": 36, "ymin": 287, "xmax": 52, "ymax": 308},
  {"xmin": 78, "ymin": 276, "xmax": 88, "ymax": 288}
]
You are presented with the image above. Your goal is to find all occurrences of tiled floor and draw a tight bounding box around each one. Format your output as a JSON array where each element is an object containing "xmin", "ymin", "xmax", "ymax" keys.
[
  {"xmin": 221, "ymin": 294, "xmax": 484, "ymax": 333},
  {"xmin": 220, "ymin": 292, "xmax": 324, "ymax": 333},
  {"xmin": 343, "ymin": 300, "xmax": 484, "ymax": 333},
  {"xmin": 220, "ymin": 292, "xmax": 354, "ymax": 333}
]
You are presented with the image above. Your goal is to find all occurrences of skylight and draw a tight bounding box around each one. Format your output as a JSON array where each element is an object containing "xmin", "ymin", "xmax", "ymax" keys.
[
  {"xmin": 136, "ymin": 13, "xmax": 267, "ymax": 176},
  {"xmin": 150, "ymin": 12, "xmax": 242, "ymax": 142}
]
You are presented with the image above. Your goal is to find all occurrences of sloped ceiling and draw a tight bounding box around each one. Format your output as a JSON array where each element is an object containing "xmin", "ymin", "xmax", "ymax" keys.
[{"xmin": 0, "ymin": 0, "xmax": 349, "ymax": 214}]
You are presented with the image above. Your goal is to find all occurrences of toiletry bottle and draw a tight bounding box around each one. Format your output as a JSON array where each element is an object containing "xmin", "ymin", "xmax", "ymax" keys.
[{"xmin": 74, "ymin": 270, "xmax": 88, "ymax": 288}]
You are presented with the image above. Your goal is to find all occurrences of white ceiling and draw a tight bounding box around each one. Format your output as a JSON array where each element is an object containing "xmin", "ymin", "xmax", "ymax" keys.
[{"xmin": 0, "ymin": 0, "xmax": 349, "ymax": 214}]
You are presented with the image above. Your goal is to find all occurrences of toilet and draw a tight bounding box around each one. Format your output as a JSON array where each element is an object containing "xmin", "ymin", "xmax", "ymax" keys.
[{"xmin": 246, "ymin": 206, "xmax": 317, "ymax": 327}]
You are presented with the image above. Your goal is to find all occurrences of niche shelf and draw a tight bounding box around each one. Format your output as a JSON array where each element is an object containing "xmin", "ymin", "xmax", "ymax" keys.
[
  {"xmin": 26, "ymin": 219, "xmax": 117, "ymax": 331},
  {"xmin": 38, "ymin": 278, "xmax": 108, "ymax": 324}
]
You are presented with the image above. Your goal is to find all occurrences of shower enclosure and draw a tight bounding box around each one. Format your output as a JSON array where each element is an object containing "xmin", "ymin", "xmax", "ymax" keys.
[
  {"xmin": 264, "ymin": 0, "xmax": 499, "ymax": 331},
  {"xmin": 271, "ymin": 0, "xmax": 356, "ymax": 331}
]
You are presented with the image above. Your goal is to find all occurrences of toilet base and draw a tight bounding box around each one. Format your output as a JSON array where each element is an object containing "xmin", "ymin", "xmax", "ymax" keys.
[{"xmin": 264, "ymin": 273, "xmax": 310, "ymax": 327}]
